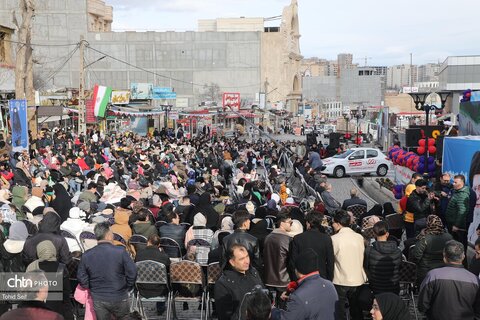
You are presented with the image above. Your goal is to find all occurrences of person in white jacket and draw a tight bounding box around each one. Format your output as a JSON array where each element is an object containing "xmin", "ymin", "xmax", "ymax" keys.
[{"xmin": 60, "ymin": 207, "xmax": 89, "ymax": 252}]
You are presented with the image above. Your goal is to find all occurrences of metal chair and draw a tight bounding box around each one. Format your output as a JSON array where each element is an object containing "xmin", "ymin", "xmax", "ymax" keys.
[
  {"xmin": 129, "ymin": 234, "xmax": 148, "ymax": 254},
  {"xmin": 60, "ymin": 229, "xmax": 84, "ymax": 253},
  {"xmin": 408, "ymin": 245, "xmax": 416, "ymax": 262},
  {"xmin": 186, "ymin": 238, "xmax": 211, "ymax": 265},
  {"xmin": 180, "ymin": 222, "xmax": 191, "ymax": 230},
  {"xmin": 160, "ymin": 237, "xmax": 183, "ymax": 261},
  {"xmin": 362, "ymin": 215, "xmax": 382, "ymax": 230},
  {"xmin": 135, "ymin": 260, "xmax": 171, "ymax": 320},
  {"xmin": 346, "ymin": 204, "xmax": 367, "ymax": 222},
  {"xmin": 113, "ymin": 232, "xmax": 127, "ymax": 246},
  {"xmin": 169, "ymin": 260, "xmax": 206, "ymax": 320},
  {"xmin": 205, "ymin": 262, "xmax": 222, "ymax": 319},
  {"xmin": 362, "ymin": 227, "xmax": 375, "ymax": 240},
  {"xmin": 155, "ymin": 220, "xmax": 167, "ymax": 229},
  {"xmin": 79, "ymin": 231, "xmax": 97, "ymax": 250},
  {"xmin": 399, "ymin": 260, "xmax": 419, "ymax": 320},
  {"xmin": 66, "ymin": 256, "xmax": 82, "ymax": 319}
]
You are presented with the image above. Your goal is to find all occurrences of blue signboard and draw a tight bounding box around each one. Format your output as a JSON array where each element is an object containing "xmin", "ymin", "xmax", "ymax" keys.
[
  {"xmin": 8, "ymin": 99, "xmax": 29, "ymax": 151},
  {"xmin": 154, "ymin": 92, "xmax": 177, "ymax": 100}
]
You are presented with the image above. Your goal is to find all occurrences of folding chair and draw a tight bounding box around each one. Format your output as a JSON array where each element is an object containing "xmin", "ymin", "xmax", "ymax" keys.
[
  {"xmin": 61, "ymin": 229, "xmax": 84, "ymax": 253},
  {"xmin": 79, "ymin": 231, "xmax": 97, "ymax": 250},
  {"xmin": 399, "ymin": 261, "xmax": 419, "ymax": 320},
  {"xmin": 129, "ymin": 234, "xmax": 148, "ymax": 254},
  {"xmin": 155, "ymin": 221, "xmax": 167, "ymax": 229},
  {"xmin": 205, "ymin": 262, "xmax": 222, "ymax": 319},
  {"xmin": 113, "ymin": 232, "xmax": 127, "ymax": 246},
  {"xmin": 66, "ymin": 256, "xmax": 82, "ymax": 318},
  {"xmin": 169, "ymin": 260, "xmax": 206, "ymax": 320},
  {"xmin": 385, "ymin": 213, "xmax": 404, "ymax": 239},
  {"xmin": 362, "ymin": 227, "xmax": 375, "ymax": 240},
  {"xmin": 135, "ymin": 260, "xmax": 171, "ymax": 320},
  {"xmin": 187, "ymin": 239, "xmax": 211, "ymax": 265},
  {"xmin": 362, "ymin": 215, "xmax": 382, "ymax": 230},
  {"xmin": 346, "ymin": 204, "xmax": 367, "ymax": 222},
  {"xmin": 160, "ymin": 237, "xmax": 183, "ymax": 261},
  {"xmin": 180, "ymin": 222, "xmax": 191, "ymax": 230},
  {"xmin": 408, "ymin": 245, "xmax": 416, "ymax": 262}
]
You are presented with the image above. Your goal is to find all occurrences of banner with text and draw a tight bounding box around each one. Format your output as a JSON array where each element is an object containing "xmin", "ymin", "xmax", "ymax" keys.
[
  {"xmin": 222, "ymin": 92, "xmax": 241, "ymax": 111},
  {"xmin": 131, "ymin": 83, "xmax": 153, "ymax": 100}
]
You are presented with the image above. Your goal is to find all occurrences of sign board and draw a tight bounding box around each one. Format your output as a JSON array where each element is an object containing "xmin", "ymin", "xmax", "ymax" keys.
[
  {"xmin": 259, "ymin": 93, "xmax": 266, "ymax": 109},
  {"xmin": 130, "ymin": 83, "xmax": 153, "ymax": 99},
  {"xmin": 154, "ymin": 92, "xmax": 177, "ymax": 100},
  {"xmin": 176, "ymin": 97, "xmax": 189, "ymax": 109},
  {"xmin": 402, "ymin": 87, "xmax": 419, "ymax": 94},
  {"xmin": 222, "ymin": 92, "xmax": 241, "ymax": 111},
  {"xmin": 169, "ymin": 112, "xmax": 179, "ymax": 120},
  {"xmin": 8, "ymin": 100, "xmax": 29, "ymax": 152},
  {"xmin": 153, "ymin": 87, "xmax": 172, "ymax": 94},
  {"xmin": 111, "ymin": 91, "xmax": 131, "ymax": 105},
  {"xmin": 86, "ymin": 99, "xmax": 96, "ymax": 123}
]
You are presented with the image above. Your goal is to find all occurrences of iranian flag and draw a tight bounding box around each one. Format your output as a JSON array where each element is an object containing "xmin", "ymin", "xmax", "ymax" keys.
[{"xmin": 92, "ymin": 85, "xmax": 112, "ymax": 118}]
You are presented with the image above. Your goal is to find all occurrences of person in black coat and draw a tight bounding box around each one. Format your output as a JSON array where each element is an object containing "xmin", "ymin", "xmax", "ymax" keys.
[
  {"xmin": 289, "ymin": 211, "xmax": 334, "ymax": 281},
  {"xmin": 50, "ymin": 183, "xmax": 73, "ymax": 223},
  {"xmin": 196, "ymin": 192, "xmax": 219, "ymax": 230},
  {"xmin": 364, "ymin": 221, "xmax": 402, "ymax": 295},
  {"xmin": 214, "ymin": 244, "xmax": 264, "ymax": 320},
  {"xmin": 158, "ymin": 211, "xmax": 186, "ymax": 255}
]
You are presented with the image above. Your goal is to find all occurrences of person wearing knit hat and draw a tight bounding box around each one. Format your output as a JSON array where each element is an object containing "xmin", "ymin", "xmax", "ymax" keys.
[
  {"xmin": 3, "ymin": 221, "xmax": 29, "ymax": 254},
  {"xmin": 276, "ymin": 248, "xmax": 338, "ymax": 320},
  {"xmin": 370, "ymin": 293, "xmax": 410, "ymax": 320}
]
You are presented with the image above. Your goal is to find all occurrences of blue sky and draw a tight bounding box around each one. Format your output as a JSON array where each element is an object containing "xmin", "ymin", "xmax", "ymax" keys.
[{"xmin": 108, "ymin": 0, "xmax": 479, "ymax": 66}]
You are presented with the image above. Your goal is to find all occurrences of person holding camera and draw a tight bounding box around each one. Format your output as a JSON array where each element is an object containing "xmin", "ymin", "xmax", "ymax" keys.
[{"xmin": 406, "ymin": 179, "xmax": 434, "ymax": 236}]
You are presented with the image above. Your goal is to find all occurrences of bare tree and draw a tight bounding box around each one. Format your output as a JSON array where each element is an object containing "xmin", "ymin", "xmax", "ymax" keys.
[
  {"xmin": 12, "ymin": 0, "xmax": 36, "ymax": 137},
  {"xmin": 201, "ymin": 82, "xmax": 221, "ymax": 105}
]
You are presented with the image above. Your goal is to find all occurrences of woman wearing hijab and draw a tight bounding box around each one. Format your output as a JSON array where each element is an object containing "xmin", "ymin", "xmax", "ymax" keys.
[
  {"xmin": 184, "ymin": 213, "xmax": 214, "ymax": 247},
  {"xmin": 411, "ymin": 215, "xmax": 453, "ymax": 285},
  {"xmin": 50, "ymin": 183, "xmax": 73, "ymax": 223},
  {"xmin": 26, "ymin": 240, "xmax": 74, "ymax": 320},
  {"xmin": 370, "ymin": 292, "xmax": 410, "ymax": 320},
  {"xmin": 212, "ymin": 216, "xmax": 234, "ymax": 249},
  {"xmin": 195, "ymin": 192, "xmax": 219, "ymax": 230}
]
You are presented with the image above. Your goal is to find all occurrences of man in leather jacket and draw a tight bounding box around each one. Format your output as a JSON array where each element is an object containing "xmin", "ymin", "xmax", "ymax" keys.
[
  {"xmin": 222, "ymin": 210, "xmax": 262, "ymax": 271},
  {"xmin": 406, "ymin": 179, "xmax": 434, "ymax": 235}
]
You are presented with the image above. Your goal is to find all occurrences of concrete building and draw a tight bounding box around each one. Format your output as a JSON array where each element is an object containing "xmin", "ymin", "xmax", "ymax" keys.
[
  {"xmin": 0, "ymin": 25, "xmax": 15, "ymax": 91},
  {"xmin": 438, "ymin": 55, "xmax": 480, "ymax": 113},
  {"xmin": 322, "ymin": 100, "xmax": 343, "ymax": 121},
  {"xmin": 387, "ymin": 64, "xmax": 418, "ymax": 90},
  {"xmin": 303, "ymin": 60, "xmax": 385, "ymax": 108},
  {"xmin": 0, "ymin": 0, "xmax": 302, "ymax": 112},
  {"xmin": 418, "ymin": 63, "xmax": 440, "ymax": 82},
  {"xmin": 300, "ymin": 58, "xmax": 329, "ymax": 77}
]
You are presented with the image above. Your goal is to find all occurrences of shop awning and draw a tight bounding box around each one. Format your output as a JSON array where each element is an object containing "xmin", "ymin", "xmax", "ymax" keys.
[{"xmin": 38, "ymin": 115, "xmax": 70, "ymax": 123}]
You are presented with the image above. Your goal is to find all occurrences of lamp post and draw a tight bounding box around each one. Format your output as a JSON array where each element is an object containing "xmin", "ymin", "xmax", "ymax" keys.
[
  {"xmin": 407, "ymin": 91, "xmax": 451, "ymax": 174},
  {"xmin": 351, "ymin": 107, "xmax": 366, "ymax": 145},
  {"xmin": 161, "ymin": 104, "xmax": 172, "ymax": 129},
  {"xmin": 342, "ymin": 111, "xmax": 351, "ymax": 146}
]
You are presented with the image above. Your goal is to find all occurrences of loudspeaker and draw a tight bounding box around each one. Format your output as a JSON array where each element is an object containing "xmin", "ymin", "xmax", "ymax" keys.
[
  {"xmin": 329, "ymin": 133, "xmax": 341, "ymax": 149},
  {"xmin": 405, "ymin": 128, "xmax": 422, "ymax": 147}
]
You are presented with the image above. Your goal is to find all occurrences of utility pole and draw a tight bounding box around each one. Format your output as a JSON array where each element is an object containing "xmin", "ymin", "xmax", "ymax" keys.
[
  {"xmin": 264, "ymin": 77, "xmax": 269, "ymax": 130},
  {"xmin": 78, "ymin": 35, "xmax": 86, "ymax": 135}
]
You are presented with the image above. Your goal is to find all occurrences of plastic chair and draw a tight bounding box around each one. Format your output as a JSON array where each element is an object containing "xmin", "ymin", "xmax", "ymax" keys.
[
  {"xmin": 160, "ymin": 237, "xmax": 183, "ymax": 261},
  {"xmin": 60, "ymin": 229, "xmax": 84, "ymax": 253},
  {"xmin": 169, "ymin": 260, "xmax": 206, "ymax": 320},
  {"xmin": 135, "ymin": 260, "xmax": 171, "ymax": 319},
  {"xmin": 205, "ymin": 262, "xmax": 222, "ymax": 319},
  {"xmin": 399, "ymin": 261, "xmax": 419, "ymax": 320},
  {"xmin": 79, "ymin": 231, "xmax": 97, "ymax": 250}
]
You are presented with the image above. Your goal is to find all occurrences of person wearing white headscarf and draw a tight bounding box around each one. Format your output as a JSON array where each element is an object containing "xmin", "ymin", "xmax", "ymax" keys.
[
  {"xmin": 60, "ymin": 207, "xmax": 89, "ymax": 253},
  {"xmin": 211, "ymin": 216, "xmax": 234, "ymax": 249}
]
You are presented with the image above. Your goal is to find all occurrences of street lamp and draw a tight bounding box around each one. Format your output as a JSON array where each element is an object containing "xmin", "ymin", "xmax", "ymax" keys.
[
  {"xmin": 342, "ymin": 111, "xmax": 352, "ymax": 145},
  {"xmin": 161, "ymin": 104, "xmax": 172, "ymax": 129},
  {"xmin": 351, "ymin": 107, "xmax": 366, "ymax": 145},
  {"xmin": 407, "ymin": 91, "xmax": 451, "ymax": 174}
]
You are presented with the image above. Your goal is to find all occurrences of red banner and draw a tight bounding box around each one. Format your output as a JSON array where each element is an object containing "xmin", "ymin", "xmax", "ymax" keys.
[
  {"xmin": 86, "ymin": 99, "xmax": 96, "ymax": 123},
  {"xmin": 222, "ymin": 92, "xmax": 241, "ymax": 111}
]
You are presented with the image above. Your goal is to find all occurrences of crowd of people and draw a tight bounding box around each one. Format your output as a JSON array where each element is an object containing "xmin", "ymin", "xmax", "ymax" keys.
[{"xmin": 0, "ymin": 126, "xmax": 478, "ymax": 320}]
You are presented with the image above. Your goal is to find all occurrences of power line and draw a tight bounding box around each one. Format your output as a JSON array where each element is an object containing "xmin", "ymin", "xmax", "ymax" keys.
[
  {"xmin": 86, "ymin": 45, "xmax": 261, "ymax": 90},
  {"xmin": 36, "ymin": 45, "xmax": 80, "ymax": 90},
  {"xmin": 3, "ymin": 39, "xmax": 80, "ymax": 47}
]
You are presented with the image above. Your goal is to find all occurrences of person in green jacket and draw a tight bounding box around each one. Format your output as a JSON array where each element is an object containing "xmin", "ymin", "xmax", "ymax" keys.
[{"xmin": 445, "ymin": 175, "xmax": 470, "ymax": 254}]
